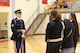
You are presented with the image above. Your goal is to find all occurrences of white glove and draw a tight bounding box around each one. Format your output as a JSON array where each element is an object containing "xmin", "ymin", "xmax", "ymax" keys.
[
  {"xmin": 21, "ymin": 29, "xmax": 26, "ymax": 39},
  {"xmin": 21, "ymin": 34, "xmax": 25, "ymax": 39},
  {"xmin": 21, "ymin": 30, "xmax": 26, "ymax": 34}
]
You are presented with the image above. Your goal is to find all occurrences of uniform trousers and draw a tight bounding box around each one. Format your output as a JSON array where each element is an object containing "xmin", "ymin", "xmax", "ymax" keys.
[
  {"xmin": 62, "ymin": 47, "xmax": 75, "ymax": 53},
  {"xmin": 46, "ymin": 41, "xmax": 62, "ymax": 53},
  {"xmin": 13, "ymin": 39, "xmax": 26, "ymax": 53}
]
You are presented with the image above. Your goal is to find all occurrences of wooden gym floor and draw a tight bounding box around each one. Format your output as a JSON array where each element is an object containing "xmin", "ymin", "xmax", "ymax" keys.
[{"xmin": 0, "ymin": 35, "xmax": 80, "ymax": 53}]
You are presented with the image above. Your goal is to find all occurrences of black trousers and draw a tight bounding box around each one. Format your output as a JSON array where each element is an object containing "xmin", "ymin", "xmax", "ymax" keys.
[
  {"xmin": 46, "ymin": 41, "xmax": 62, "ymax": 53},
  {"xmin": 16, "ymin": 39, "xmax": 26, "ymax": 53}
]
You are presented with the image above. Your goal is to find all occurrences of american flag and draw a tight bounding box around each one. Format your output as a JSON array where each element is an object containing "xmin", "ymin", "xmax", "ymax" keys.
[
  {"xmin": 0, "ymin": 0, "xmax": 9, "ymax": 2},
  {"xmin": 0, "ymin": 0, "xmax": 10, "ymax": 6},
  {"xmin": 42, "ymin": 0, "xmax": 48, "ymax": 4}
]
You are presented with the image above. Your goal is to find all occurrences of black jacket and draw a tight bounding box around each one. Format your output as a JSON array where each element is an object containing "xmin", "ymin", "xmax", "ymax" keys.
[
  {"xmin": 62, "ymin": 19, "xmax": 75, "ymax": 49},
  {"xmin": 45, "ymin": 20, "xmax": 63, "ymax": 42},
  {"xmin": 11, "ymin": 18, "xmax": 25, "ymax": 41}
]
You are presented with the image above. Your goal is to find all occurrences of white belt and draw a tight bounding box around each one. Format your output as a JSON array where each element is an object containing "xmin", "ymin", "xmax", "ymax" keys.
[
  {"xmin": 17, "ymin": 29, "xmax": 22, "ymax": 32},
  {"xmin": 47, "ymin": 38, "xmax": 63, "ymax": 42}
]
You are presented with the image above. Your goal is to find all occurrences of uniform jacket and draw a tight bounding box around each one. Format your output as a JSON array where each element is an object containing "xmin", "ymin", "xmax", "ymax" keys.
[
  {"xmin": 11, "ymin": 18, "xmax": 25, "ymax": 41},
  {"xmin": 45, "ymin": 20, "xmax": 63, "ymax": 42},
  {"xmin": 62, "ymin": 19, "xmax": 75, "ymax": 49}
]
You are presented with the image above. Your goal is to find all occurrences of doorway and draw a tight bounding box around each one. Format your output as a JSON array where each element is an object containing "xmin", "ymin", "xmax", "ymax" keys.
[{"xmin": 0, "ymin": 12, "xmax": 8, "ymax": 39}]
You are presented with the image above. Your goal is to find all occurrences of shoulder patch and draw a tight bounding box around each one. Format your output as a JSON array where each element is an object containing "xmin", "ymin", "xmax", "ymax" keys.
[{"xmin": 11, "ymin": 24, "xmax": 14, "ymax": 27}]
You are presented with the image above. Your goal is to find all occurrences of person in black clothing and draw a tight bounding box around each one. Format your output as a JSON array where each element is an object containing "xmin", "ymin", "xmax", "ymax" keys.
[
  {"xmin": 62, "ymin": 19, "xmax": 75, "ymax": 53},
  {"xmin": 45, "ymin": 10, "xmax": 63, "ymax": 53},
  {"xmin": 69, "ymin": 12, "xmax": 79, "ymax": 52},
  {"xmin": 11, "ymin": 9, "xmax": 26, "ymax": 53},
  {"xmin": 63, "ymin": 0, "xmax": 69, "ymax": 8}
]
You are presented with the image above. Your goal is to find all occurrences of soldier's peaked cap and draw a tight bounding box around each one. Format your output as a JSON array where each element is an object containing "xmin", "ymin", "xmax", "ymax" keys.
[{"xmin": 14, "ymin": 9, "xmax": 22, "ymax": 14}]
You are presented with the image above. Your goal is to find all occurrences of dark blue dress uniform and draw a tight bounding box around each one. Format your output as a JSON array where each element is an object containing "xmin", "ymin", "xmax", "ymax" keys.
[
  {"xmin": 45, "ymin": 20, "xmax": 63, "ymax": 53},
  {"xmin": 11, "ymin": 9, "xmax": 26, "ymax": 53},
  {"xmin": 11, "ymin": 18, "xmax": 26, "ymax": 53},
  {"xmin": 62, "ymin": 19, "xmax": 75, "ymax": 49}
]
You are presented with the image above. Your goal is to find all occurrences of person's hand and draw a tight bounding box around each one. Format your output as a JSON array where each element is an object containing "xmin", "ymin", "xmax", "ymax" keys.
[
  {"xmin": 21, "ymin": 34, "xmax": 25, "ymax": 39},
  {"xmin": 21, "ymin": 29, "xmax": 26, "ymax": 39},
  {"xmin": 21, "ymin": 30, "xmax": 26, "ymax": 34}
]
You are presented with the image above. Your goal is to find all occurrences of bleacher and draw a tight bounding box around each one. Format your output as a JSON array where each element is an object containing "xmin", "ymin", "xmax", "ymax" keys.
[
  {"xmin": 44, "ymin": 0, "xmax": 77, "ymax": 13},
  {"xmin": 76, "ymin": 6, "xmax": 80, "ymax": 12}
]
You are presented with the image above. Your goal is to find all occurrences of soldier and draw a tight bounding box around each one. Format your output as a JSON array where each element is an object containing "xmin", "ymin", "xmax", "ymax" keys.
[
  {"xmin": 69, "ymin": 12, "xmax": 79, "ymax": 53},
  {"xmin": 11, "ymin": 9, "xmax": 26, "ymax": 53},
  {"xmin": 62, "ymin": 19, "xmax": 75, "ymax": 53},
  {"xmin": 45, "ymin": 10, "xmax": 64, "ymax": 53}
]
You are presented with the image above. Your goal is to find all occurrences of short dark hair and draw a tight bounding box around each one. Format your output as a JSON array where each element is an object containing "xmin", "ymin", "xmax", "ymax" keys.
[
  {"xmin": 55, "ymin": 13, "xmax": 61, "ymax": 21},
  {"xmin": 51, "ymin": 10, "xmax": 58, "ymax": 18}
]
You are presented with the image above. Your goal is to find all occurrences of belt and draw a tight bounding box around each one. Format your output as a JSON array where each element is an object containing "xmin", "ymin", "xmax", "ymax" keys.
[
  {"xmin": 17, "ymin": 29, "xmax": 22, "ymax": 32},
  {"xmin": 47, "ymin": 38, "xmax": 63, "ymax": 42}
]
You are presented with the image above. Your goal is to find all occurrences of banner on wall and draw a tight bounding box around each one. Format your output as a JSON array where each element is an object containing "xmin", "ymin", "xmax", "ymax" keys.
[
  {"xmin": 42, "ymin": 0, "xmax": 48, "ymax": 4},
  {"xmin": 0, "ymin": 0, "xmax": 10, "ymax": 6}
]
